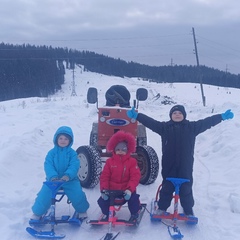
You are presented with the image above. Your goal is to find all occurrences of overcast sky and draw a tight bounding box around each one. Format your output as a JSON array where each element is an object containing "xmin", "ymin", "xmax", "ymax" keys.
[{"xmin": 1, "ymin": 0, "xmax": 240, "ymax": 74}]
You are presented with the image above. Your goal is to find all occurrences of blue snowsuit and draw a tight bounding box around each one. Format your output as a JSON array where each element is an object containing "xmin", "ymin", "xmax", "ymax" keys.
[{"xmin": 32, "ymin": 126, "xmax": 89, "ymax": 216}]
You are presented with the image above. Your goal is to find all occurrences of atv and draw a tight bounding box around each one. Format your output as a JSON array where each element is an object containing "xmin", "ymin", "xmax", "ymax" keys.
[{"xmin": 76, "ymin": 85, "xmax": 159, "ymax": 188}]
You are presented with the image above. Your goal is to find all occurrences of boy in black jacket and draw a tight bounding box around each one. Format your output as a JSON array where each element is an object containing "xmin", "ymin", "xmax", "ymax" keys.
[{"xmin": 127, "ymin": 105, "xmax": 234, "ymax": 216}]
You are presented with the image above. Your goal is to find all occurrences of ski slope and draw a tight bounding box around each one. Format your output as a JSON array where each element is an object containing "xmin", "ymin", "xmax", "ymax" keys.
[{"xmin": 0, "ymin": 65, "xmax": 240, "ymax": 240}]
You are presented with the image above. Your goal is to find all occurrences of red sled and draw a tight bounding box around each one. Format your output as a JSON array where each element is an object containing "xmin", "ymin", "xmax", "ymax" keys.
[
  {"xmin": 150, "ymin": 178, "xmax": 198, "ymax": 225},
  {"xmin": 88, "ymin": 190, "xmax": 146, "ymax": 240}
]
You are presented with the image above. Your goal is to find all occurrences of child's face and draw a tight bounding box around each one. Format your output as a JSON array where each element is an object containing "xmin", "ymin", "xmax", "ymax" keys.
[
  {"xmin": 115, "ymin": 149, "xmax": 127, "ymax": 155},
  {"xmin": 57, "ymin": 135, "xmax": 70, "ymax": 147},
  {"xmin": 171, "ymin": 111, "xmax": 184, "ymax": 122}
]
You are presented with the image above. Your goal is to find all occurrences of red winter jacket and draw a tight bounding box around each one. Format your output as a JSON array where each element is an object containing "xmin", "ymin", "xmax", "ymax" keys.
[{"xmin": 100, "ymin": 131, "xmax": 141, "ymax": 193}]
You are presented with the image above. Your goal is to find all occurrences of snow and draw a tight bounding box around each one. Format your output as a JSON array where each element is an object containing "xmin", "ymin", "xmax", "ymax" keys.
[{"xmin": 1, "ymin": 65, "xmax": 240, "ymax": 240}]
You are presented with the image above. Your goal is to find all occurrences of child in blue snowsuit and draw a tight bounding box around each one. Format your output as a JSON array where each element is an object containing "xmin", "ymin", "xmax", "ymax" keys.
[{"xmin": 31, "ymin": 126, "xmax": 89, "ymax": 219}]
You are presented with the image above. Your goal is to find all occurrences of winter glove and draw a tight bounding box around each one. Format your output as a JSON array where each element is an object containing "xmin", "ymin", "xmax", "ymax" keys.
[
  {"xmin": 60, "ymin": 175, "xmax": 70, "ymax": 182},
  {"xmin": 124, "ymin": 190, "xmax": 132, "ymax": 201},
  {"xmin": 221, "ymin": 109, "xmax": 234, "ymax": 120},
  {"xmin": 126, "ymin": 107, "xmax": 138, "ymax": 119},
  {"xmin": 101, "ymin": 191, "xmax": 109, "ymax": 200},
  {"xmin": 51, "ymin": 177, "xmax": 59, "ymax": 181}
]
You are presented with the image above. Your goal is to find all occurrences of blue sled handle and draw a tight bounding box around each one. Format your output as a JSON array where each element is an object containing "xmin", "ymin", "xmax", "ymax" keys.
[
  {"xmin": 166, "ymin": 178, "xmax": 190, "ymax": 194},
  {"xmin": 44, "ymin": 181, "xmax": 65, "ymax": 197}
]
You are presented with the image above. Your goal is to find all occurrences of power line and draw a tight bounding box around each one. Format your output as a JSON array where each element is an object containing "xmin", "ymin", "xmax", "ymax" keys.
[{"xmin": 196, "ymin": 34, "xmax": 240, "ymax": 54}]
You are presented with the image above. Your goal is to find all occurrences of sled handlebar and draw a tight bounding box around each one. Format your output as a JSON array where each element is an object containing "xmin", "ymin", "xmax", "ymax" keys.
[{"xmin": 101, "ymin": 190, "xmax": 125, "ymax": 198}]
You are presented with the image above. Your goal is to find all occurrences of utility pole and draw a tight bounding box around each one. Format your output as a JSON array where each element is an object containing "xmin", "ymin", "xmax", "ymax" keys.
[
  {"xmin": 192, "ymin": 27, "xmax": 206, "ymax": 106},
  {"xmin": 225, "ymin": 64, "xmax": 228, "ymax": 73},
  {"xmin": 71, "ymin": 63, "xmax": 77, "ymax": 96}
]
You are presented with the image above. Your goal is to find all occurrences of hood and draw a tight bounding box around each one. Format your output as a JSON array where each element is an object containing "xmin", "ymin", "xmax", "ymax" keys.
[
  {"xmin": 53, "ymin": 126, "xmax": 74, "ymax": 147},
  {"xmin": 107, "ymin": 130, "xmax": 136, "ymax": 155}
]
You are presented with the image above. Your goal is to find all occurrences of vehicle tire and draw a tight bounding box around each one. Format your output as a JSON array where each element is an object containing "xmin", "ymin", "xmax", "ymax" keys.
[
  {"xmin": 137, "ymin": 137, "xmax": 147, "ymax": 146},
  {"xmin": 137, "ymin": 124, "xmax": 147, "ymax": 146},
  {"xmin": 89, "ymin": 131, "xmax": 98, "ymax": 148},
  {"xmin": 76, "ymin": 145, "xmax": 102, "ymax": 188},
  {"xmin": 136, "ymin": 145, "xmax": 159, "ymax": 185}
]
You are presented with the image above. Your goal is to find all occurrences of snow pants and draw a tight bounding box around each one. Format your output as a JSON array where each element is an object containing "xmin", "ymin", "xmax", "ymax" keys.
[
  {"xmin": 97, "ymin": 192, "xmax": 140, "ymax": 216},
  {"xmin": 158, "ymin": 179, "xmax": 194, "ymax": 215},
  {"xmin": 32, "ymin": 180, "xmax": 89, "ymax": 216}
]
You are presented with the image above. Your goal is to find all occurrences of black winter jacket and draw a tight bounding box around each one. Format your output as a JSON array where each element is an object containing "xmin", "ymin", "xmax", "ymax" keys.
[{"xmin": 137, "ymin": 113, "xmax": 222, "ymax": 180}]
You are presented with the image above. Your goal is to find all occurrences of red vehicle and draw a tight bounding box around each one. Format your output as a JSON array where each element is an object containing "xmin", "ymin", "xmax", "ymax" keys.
[{"xmin": 76, "ymin": 85, "xmax": 159, "ymax": 188}]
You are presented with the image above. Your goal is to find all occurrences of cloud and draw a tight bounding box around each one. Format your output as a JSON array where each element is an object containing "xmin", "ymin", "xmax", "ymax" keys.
[{"xmin": 0, "ymin": 0, "xmax": 240, "ymax": 74}]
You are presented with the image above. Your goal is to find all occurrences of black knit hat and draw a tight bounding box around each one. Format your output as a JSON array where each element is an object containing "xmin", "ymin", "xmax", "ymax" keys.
[{"xmin": 169, "ymin": 105, "xmax": 186, "ymax": 119}]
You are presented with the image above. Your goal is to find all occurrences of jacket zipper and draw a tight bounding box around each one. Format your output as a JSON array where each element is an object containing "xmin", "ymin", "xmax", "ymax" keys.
[{"xmin": 122, "ymin": 165, "xmax": 126, "ymax": 179}]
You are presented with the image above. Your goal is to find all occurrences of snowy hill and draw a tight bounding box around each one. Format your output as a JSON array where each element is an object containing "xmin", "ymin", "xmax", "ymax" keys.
[{"xmin": 1, "ymin": 64, "xmax": 240, "ymax": 240}]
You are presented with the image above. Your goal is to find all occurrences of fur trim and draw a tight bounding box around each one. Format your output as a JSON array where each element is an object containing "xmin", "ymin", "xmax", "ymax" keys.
[{"xmin": 107, "ymin": 130, "xmax": 136, "ymax": 154}]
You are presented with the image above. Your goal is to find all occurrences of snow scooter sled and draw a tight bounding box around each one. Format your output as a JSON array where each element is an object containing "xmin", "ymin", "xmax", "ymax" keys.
[
  {"xmin": 26, "ymin": 181, "xmax": 84, "ymax": 239},
  {"xmin": 150, "ymin": 178, "xmax": 198, "ymax": 239},
  {"xmin": 88, "ymin": 190, "xmax": 146, "ymax": 240}
]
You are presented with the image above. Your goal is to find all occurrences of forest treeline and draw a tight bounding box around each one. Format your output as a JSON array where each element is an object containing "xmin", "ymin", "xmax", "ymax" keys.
[{"xmin": 0, "ymin": 42, "xmax": 239, "ymax": 101}]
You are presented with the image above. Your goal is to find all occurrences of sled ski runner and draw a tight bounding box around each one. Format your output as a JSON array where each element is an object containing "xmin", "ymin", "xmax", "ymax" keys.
[
  {"xmin": 90, "ymin": 203, "xmax": 146, "ymax": 240},
  {"xmin": 26, "ymin": 227, "xmax": 65, "ymax": 239},
  {"xmin": 151, "ymin": 178, "xmax": 198, "ymax": 239},
  {"xmin": 89, "ymin": 203, "xmax": 146, "ymax": 226},
  {"xmin": 98, "ymin": 231, "xmax": 121, "ymax": 240},
  {"xmin": 26, "ymin": 181, "xmax": 84, "ymax": 239},
  {"xmin": 88, "ymin": 190, "xmax": 146, "ymax": 240}
]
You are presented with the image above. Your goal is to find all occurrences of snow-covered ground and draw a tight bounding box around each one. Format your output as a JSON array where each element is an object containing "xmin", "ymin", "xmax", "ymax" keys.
[{"xmin": 1, "ymin": 65, "xmax": 240, "ymax": 240}]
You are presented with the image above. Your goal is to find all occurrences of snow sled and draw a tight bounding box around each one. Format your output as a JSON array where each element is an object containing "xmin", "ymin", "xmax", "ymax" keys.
[
  {"xmin": 88, "ymin": 190, "xmax": 146, "ymax": 240},
  {"xmin": 26, "ymin": 181, "xmax": 84, "ymax": 239},
  {"xmin": 150, "ymin": 178, "xmax": 198, "ymax": 239}
]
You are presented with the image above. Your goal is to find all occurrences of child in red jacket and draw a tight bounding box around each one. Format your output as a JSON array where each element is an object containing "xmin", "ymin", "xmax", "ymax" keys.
[{"xmin": 97, "ymin": 130, "xmax": 141, "ymax": 222}]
